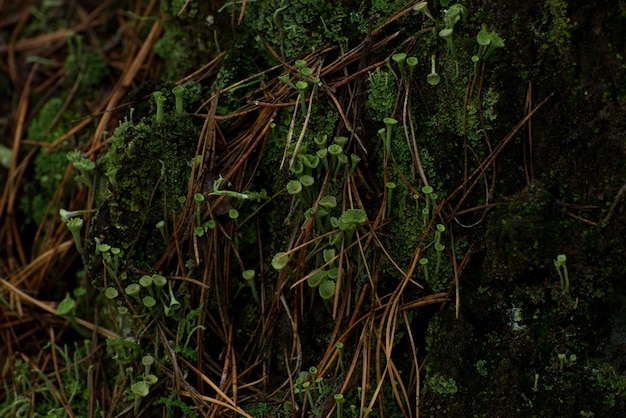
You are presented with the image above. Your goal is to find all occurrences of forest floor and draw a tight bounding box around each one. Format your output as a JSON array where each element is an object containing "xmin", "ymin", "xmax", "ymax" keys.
[{"xmin": 1, "ymin": 1, "xmax": 626, "ymax": 417}]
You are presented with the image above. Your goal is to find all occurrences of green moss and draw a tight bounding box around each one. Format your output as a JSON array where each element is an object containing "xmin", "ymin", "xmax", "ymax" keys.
[
  {"xmin": 366, "ymin": 68, "xmax": 397, "ymax": 120},
  {"xmin": 20, "ymin": 98, "xmax": 80, "ymax": 225},
  {"xmin": 541, "ymin": 0, "xmax": 576, "ymax": 59},
  {"xmin": 155, "ymin": 2, "xmax": 215, "ymax": 81},
  {"xmin": 88, "ymin": 84, "xmax": 202, "ymax": 282},
  {"xmin": 63, "ymin": 34, "xmax": 109, "ymax": 88},
  {"xmin": 248, "ymin": 0, "xmax": 353, "ymax": 60}
]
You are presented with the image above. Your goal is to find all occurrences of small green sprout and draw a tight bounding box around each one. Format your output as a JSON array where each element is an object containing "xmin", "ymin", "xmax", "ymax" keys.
[
  {"xmin": 427, "ymin": 54, "xmax": 440, "ymax": 86},
  {"xmin": 194, "ymin": 193, "xmax": 205, "ymax": 228},
  {"xmin": 56, "ymin": 293, "xmax": 76, "ymax": 316},
  {"xmin": 153, "ymin": 91, "xmax": 166, "ymax": 123},
  {"xmin": 166, "ymin": 281, "xmax": 181, "ymax": 315},
  {"xmin": 439, "ymin": 28, "xmax": 457, "ymax": 60},
  {"xmin": 300, "ymin": 66, "xmax": 313, "ymax": 78},
  {"xmin": 144, "ymin": 374, "xmax": 158, "ymax": 385},
  {"xmin": 324, "ymin": 248, "xmax": 336, "ymax": 264},
  {"xmin": 296, "ymin": 80, "xmax": 308, "ymax": 114},
  {"xmin": 278, "ymin": 73, "xmax": 295, "ymax": 89},
  {"xmin": 434, "ymin": 223, "xmax": 445, "ymax": 246},
  {"xmin": 139, "ymin": 275, "xmax": 154, "ymax": 297},
  {"xmin": 337, "ymin": 209, "xmax": 367, "ymax": 246},
  {"xmin": 471, "ymin": 54, "xmax": 480, "ymax": 74},
  {"xmin": 407, "ymin": 56, "xmax": 418, "ymax": 79},
  {"xmin": 422, "ymin": 207, "xmax": 430, "ymax": 228},
  {"xmin": 132, "ymin": 381, "xmax": 150, "ymax": 397},
  {"xmin": 320, "ymin": 195, "xmax": 337, "ymax": 211},
  {"xmin": 307, "ymin": 269, "xmax": 329, "ymax": 288},
  {"xmin": 327, "ymin": 144, "xmax": 346, "ymax": 178},
  {"xmin": 336, "ymin": 342, "xmax": 345, "ymax": 373},
  {"xmin": 105, "ymin": 287, "xmax": 119, "ymax": 299},
  {"xmin": 349, "ymin": 154, "xmax": 361, "ymax": 176},
  {"xmin": 67, "ymin": 150, "xmax": 95, "ymax": 189},
  {"xmin": 64, "ymin": 217, "xmax": 85, "ymax": 257},
  {"xmin": 392, "ymin": 53, "xmax": 407, "ymax": 75},
  {"xmin": 172, "ymin": 85, "xmax": 185, "ymax": 115},
  {"xmin": 413, "ymin": 1, "xmax": 433, "ymax": 20},
  {"xmin": 291, "ymin": 159, "xmax": 304, "ymax": 176},
  {"xmin": 335, "ymin": 154, "xmax": 348, "ymax": 178},
  {"xmin": 334, "ymin": 394, "xmax": 346, "ymax": 418},
  {"xmin": 287, "ymin": 180, "xmax": 303, "ymax": 198},
  {"xmin": 228, "ymin": 208, "xmax": 239, "ymax": 219},
  {"xmin": 152, "ymin": 273, "xmax": 167, "ymax": 289},
  {"xmin": 242, "ymin": 270, "xmax": 259, "ymax": 304},
  {"xmin": 125, "ymin": 283, "xmax": 142, "ymax": 304},
  {"xmin": 554, "ymin": 254, "xmax": 570, "ymax": 294},
  {"xmin": 295, "ymin": 59, "xmax": 307, "ymax": 70},
  {"xmin": 57, "ymin": 293, "xmax": 86, "ymax": 336},
  {"xmin": 386, "ymin": 182, "xmax": 397, "ymax": 217},
  {"xmin": 272, "ymin": 252, "xmax": 289, "ymax": 270},
  {"xmin": 299, "ymin": 154, "xmax": 320, "ymax": 175},
  {"xmin": 59, "ymin": 208, "xmax": 95, "ymax": 223},
  {"xmin": 314, "ymin": 134, "xmax": 328, "ymax": 148},
  {"xmin": 443, "ymin": 3, "xmax": 468, "ymax": 30},
  {"xmin": 420, "ymin": 257, "xmax": 430, "ymax": 283},
  {"xmin": 309, "ymin": 366, "xmax": 317, "ymax": 382},
  {"xmin": 300, "ymin": 174, "xmax": 314, "ymax": 189},
  {"xmin": 142, "ymin": 295, "xmax": 156, "ymax": 308},
  {"xmin": 477, "ymin": 23, "xmax": 491, "ymax": 47},
  {"xmin": 383, "ymin": 117, "xmax": 398, "ymax": 156},
  {"xmin": 435, "ymin": 243, "xmax": 445, "ymax": 275},
  {"xmin": 319, "ymin": 279, "xmax": 335, "ymax": 300},
  {"xmin": 422, "ymin": 185, "xmax": 434, "ymax": 213},
  {"xmin": 334, "ymin": 136, "xmax": 349, "ymax": 147},
  {"xmin": 131, "ymin": 380, "xmax": 150, "ymax": 414},
  {"xmin": 327, "ymin": 143, "xmax": 343, "ymax": 170},
  {"xmin": 327, "ymin": 144, "xmax": 343, "ymax": 158},
  {"xmin": 142, "ymin": 355, "xmax": 154, "ymax": 377},
  {"xmin": 156, "ymin": 220, "xmax": 166, "ymax": 242},
  {"xmin": 302, "ymin": 381, "xmax": 315, "ymax": 409},
  {"xmin": 210, "ymin": 175, "xmax": 267, "ymax": 202}
]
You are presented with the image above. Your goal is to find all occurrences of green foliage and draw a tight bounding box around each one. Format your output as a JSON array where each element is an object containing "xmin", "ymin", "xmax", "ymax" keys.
[
  {"xmin": 426, "ymin": 373, "xmax": 458, "ymax": 395},
  {"xmin": 27, "ymin": 98, "xmax": 63, "ymax": 140},
  {"xmin": 356, "ymin": 0, "xmax": 410, "ymax": 34},
  {"xmin": 174, "ymin": 305, "xmax": 205, "ymax": 361},
  {"xmin": 155, "ymin": 391, "xmax": 199, "ymax": 418},
  {"xmin": 366, "ymin": 68, "xmax": 397, "ymax": 119},
  {"xmin": 592, "ymin": 364, "xmax": 626, "ymax": 407},
  {"xmin": 249, "ymin": 0, "xmax": 350, "ymax": 59},
  {"xmin": 0, "ymin": 343, "xmax": 101, "ymax": 416},
  {"xmin": 155, "ymin": 2, "xmax": 210, "ymax": 80},
  {"xmin": 21, "ymin": 98, "xmax": 78, "ymax": 225},
  {"xmin": 92, "ymin": 84, "xmax": 200, "ymax": 274},
  {"xmin": 64, "ymin": 33, "xmax": 109, "ymax": 87},
  {"xmin": 540, "ymin": 0, "xmax": 576, "ymax": 58}
]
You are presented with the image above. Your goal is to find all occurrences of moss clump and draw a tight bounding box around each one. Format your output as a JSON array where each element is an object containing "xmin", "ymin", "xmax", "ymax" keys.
[
  {"xmin": 249, "ymin": 0, "xmax": 352, "ymax": 60},
  {"xmin": 155, "ymin": 1, "xmax": 215, "ymax": 81},
  {"xmin": 366, "ymin": 68, "xmax": 397, "ymax": 120},
  {"xmin": 88, "ymin": 84, "xmax": 202, "ymax": 282}
]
